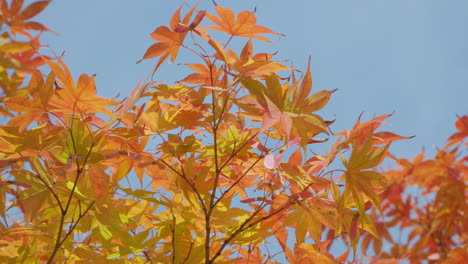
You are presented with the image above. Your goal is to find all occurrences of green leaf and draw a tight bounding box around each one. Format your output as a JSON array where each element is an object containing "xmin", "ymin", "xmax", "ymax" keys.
[
  {"xmin": 99, "ymin": 224, "xmax": 112, "ymax": 240},
  {"xmin": 66, "ymin": 181, "xmax": 86, "ymax": 198}
]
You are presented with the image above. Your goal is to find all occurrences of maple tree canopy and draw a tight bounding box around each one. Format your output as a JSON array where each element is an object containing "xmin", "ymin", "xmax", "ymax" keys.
[{"xmin": 0, "ymin": 1, "xmax": 466, "ymax": 263}]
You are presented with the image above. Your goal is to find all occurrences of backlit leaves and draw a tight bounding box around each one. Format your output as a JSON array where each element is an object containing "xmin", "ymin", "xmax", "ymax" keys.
[
  {"xmin": 138, "ymin": 4, "xmax": 204, "ymax": 72},
  {"xmin": 238, "ymin": 61, "xmax": 335, "ymax": 146},
  {"xmin": 1, "ymin": 1, "xmax": 457, "ymax": 264},
  {"xmin": 46, "ymin": 58, "xmax": 118, "ymax": 117},
  {"xmin": 205, "ymin": 6, "xmax": 284, "ymax": 43},
  {"xmin": 360, "ymin": 115, "xmax": 468, "ymax": 263},
  {"xmin": 0, "ymin": 0, "xmax": 52, "ymax": 37},
  {"xmin": 447, "ymin": 115, "xmax": 468, "ymax": 147}
]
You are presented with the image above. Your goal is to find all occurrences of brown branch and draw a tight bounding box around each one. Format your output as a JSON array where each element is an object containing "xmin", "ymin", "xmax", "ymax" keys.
[
  {"xmin": 219, "ymin": 131, "xmax": 259, "ymax": 172},
  {"xmin": 48, "ymin": 119, "xmax": 95, "ymax": 263},
  {"xmin": 209, "ymin": 200, "xmax": 292, "ymax": 263},
  {"xmin": 213, "ymin": 154, "xmax": 263, "ymax": 209},
  {"xmin": 182, "ymin": 242, "xmax": 194, "ymax": 264},
  {"xmin": 205, "ymin": 60, "xmax": 221, "ymax": 264},
  {"xmin": 158, "ymin": 158, "xmax": 208, "ymax": 214},
  {"xmin": 47, "ymin": 200, "xmax": 95, "ymax": 263}
]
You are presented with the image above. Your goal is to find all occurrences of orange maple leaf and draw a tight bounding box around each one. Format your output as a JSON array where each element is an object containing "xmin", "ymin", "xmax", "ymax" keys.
[
  {"xmin": 45, "ymin": 57, "xmax": 118, "ymax": 117},
  {"xmin": 446, "ymin": 115, "xmax": 468, "ymax": 147},
  {"xmin": 138, "ymin": 4, "xmax": 205, "ymax": 73},
  {"xmin": 178, "ymin": 63, "xmax": 223, "ymax": 85},
  {"xmin": 205, "ymin": 6, "xmax": 283, "ymax": 43},
  {"xmin": 0, "ymin": 0, "xmax": 53, "ymax": 38}
]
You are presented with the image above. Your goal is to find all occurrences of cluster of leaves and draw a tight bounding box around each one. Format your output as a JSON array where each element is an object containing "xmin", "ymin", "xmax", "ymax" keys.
[
  {"xmin": 0, "ymin": 1, "xmax": 464, "ymax": 263},
  {"xmin": 361, "ymin": 116, "xmax": 468, "ymax": 263}
]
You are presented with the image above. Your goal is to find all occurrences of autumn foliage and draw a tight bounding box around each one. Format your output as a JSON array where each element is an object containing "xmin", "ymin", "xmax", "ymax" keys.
[{"xmin": 0, "ymin": 1, "xmax": 466, "ymax": 263}]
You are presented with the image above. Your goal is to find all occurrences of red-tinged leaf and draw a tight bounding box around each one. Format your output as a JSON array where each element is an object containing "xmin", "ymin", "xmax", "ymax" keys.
[
  {"xmin": 19, "ymin": 0, "xmax": 50, "ymax": 21},
  {"xmin": 189, "ymin": 10, "xmax": 206, "ymax": 30},
  {"xmin": 373, "ymin": 131, "xmax": 414, "ymax": 145},
  {"xmin": 174, "ymin": 24, "xmax": 189, "ymax": 33},
  {"xmin": 248, "ymin": 140, "xmax": 269, "ymax": 153},
  {"xmin": 446, "ymin": 115, "xmax": 468, "ymax": 147},
  {"xmin": 240, "ymin": 198, "xmax": 258, "ymax": 203},
  {"xmin": 0, "ymin": 3, "xmax": 7, "ymax": 22},
  {"xmin": 288, "ymin": 148, "xmax": 302, "ymax": 166},
  {"xmin": 339, "ymin": 115, "xmax": 386, "ymax": 139},
  {"xmin": 206, "ymin": 6, "xmax": 283, "ymax": 43},
  {"xmin": 337, "ymin": 248, "xmax": 351, "ymax": 263},
  {"xmin": 354, "ymin": 114, "xmax": 393, "ymax": 136},
  {"xmin": 10, "ymin": 0, "xmax": 24, "ymax": 15},
  {"xmin": 298, "ymin": 190, "xmax": 313, "ymax": 199},
  {"xmin": 169, "ymin": 4, "xmax": 184, "ymax": 31},
  {"xmin": 364, "ymin": 201, "xmax": 372, "ymax": 211},
  {"xmin": 455, "ymin": 115, "xmax": 468, "ymax": 132},
  {"xmin": 349, "ymin": 217, "xmax": 359, "ymax": 241},
  {"xmin": 181, "ymin": 3, "xmax": 198, "ymax": 26},
  {"xmin": 17, "ymin": 182, "xmax": 31, "ymax": 188},
  {"xmin": 0, "ymin": 180, "xmax": 31, "ymax": 189},
  {"xmin": 447, "ymin": 133, "xmax": 467, "ymax": 146},
  {"xmin": 21, "ymin": 21, "xmax": 51, "ymax": 32}
]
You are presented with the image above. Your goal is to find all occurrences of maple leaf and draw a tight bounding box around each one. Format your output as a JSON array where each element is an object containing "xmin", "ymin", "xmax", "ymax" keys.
[
  {"xmin": 3, "ymin": 70, "xmax": 54, "ymax": 131},
  {"xmin": 205, "ymin": 6, "xmax": 283, "ymax": 43},
  {"xmin": 238, "ymin": 59, "xmax": 334, "ymax": 147},
  {"xmin": 446, "ymin": 115, "xmax": 468, "ymax": 147},
  {"xmin": 46, "ymin": 57, "xmax": 118, "ymax": 117},
  {"xmin": 0, "ymin": 0, "xmax": 53, "ymax": 38},
  {"xmin": 138, "ymin": 4, "xmax": 205, "ymax": 73},
  {"xmin": 341, "ymin": 130, "xmax": 389, "ymax": 214},
  {"xmin": 178, "ymin": 63, "xmax": 223, "ymax": 85},
  {"xmin": 231, "ymin": 39, "xmax": 290, "ymax": 78}
]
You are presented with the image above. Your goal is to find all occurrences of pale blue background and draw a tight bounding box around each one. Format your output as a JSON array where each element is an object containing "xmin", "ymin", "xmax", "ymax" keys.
[{"xmin": 35, "ymin": 0, "xmax": 467, "ymax": 261}]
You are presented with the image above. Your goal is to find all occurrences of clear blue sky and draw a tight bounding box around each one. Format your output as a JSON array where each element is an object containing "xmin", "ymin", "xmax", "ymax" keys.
[{"xmin": 38, "ymin": 0, "xmax": 467, "ymax": 157}]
